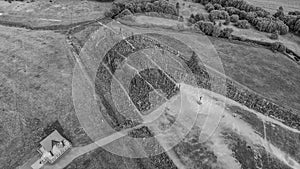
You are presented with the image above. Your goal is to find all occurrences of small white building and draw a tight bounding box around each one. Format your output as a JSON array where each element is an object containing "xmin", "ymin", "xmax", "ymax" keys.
[{"xmin": 35, "ymin": 130, "xmax": 72, "ymax": 165}]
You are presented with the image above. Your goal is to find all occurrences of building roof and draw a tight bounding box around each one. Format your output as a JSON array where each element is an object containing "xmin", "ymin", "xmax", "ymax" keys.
[{"xmin": 40, "ymin": 130, "xmax": 65, "ymax": 152}]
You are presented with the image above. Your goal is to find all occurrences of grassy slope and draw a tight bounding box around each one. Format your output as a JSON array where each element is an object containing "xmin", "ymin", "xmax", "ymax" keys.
[
  {"xmin": 0, "ymin": 25, "xmax": 91, "ymax": 169},
  {"xmin": 245, "ymin": 0, "xmax": 300, "ymax": 13},
  {"xmin": 210, "ymin": 37, "xmax": 300, "ymax": 113},
  {"xmin": 64, "ymin": 19, "xmax": 300, "ymax": 168},
  {"xmin": 0, "ymin": 0, "xmax": 111, "ymax": 27}
]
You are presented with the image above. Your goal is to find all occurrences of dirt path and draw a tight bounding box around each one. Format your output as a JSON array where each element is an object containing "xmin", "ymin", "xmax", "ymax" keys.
[{"xmin": 38, "ymin": 82, "xmax": 300, "ymax": 169}]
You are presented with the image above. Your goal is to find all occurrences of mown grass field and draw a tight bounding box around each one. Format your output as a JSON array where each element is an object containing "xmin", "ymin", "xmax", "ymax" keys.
[
  {"xmin": 0, "ymin": 0, "xmax": 111, "ymax": 27},
  {"xmin": 0, "ymin": 25, "xmax": 92, "ymax": 169},
  {"xmin": 210, "ymin": 37, "xmax": 300, "ymax": 113},
  {"xmin": 245, "ymin": 0, "xmax": 300, "ymax": 13}
]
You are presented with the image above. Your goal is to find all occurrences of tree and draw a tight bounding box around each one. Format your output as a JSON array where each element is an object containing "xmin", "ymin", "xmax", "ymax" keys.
[
  {"xmin": 238, "ymin": 10, "xmax": 248, "ymax": 20},
  {"xmin": 288, "ymin": 11, "xmax": 300, "ymax": 15},
  {"xmin": 235, "ymin": 20, "xmax": 250, "ymax": 29},
  {"xmin": 214, "ymin": 3, "xmax": 222, "ymax": 10},
  {"xmin": 274, "ymin": 7, "xmax": 284, "ymax": 19},
  {"xmin": 230, "ymin": 14, "xmax": 239, "ymax": 23},
  {"xmin": 194, "ymin": 13, "xmax": 207, "ymax": 22},
  {"xmin": 271, "ymin": 42, "xmax": 286, "ymax": 52},
  {"xmin": 270, "ymin": 30, "xmax": 279, "ymax": 40},
  {"xmin": 221, "ymin": 28, "xmax": 234, "ymax": 38},
  {"xmin": 225, "ymin": 7, "xmax": 240, "ymax": 15},
  {"xmin": 195, "ymin": 21, "xmax": 214, "ymax": 35},
  {"xmin": 145, "ymin": 2, "xmax": 154, "ymax": 12},
  {"xmin": 224, "ymin": 17, "xmax": 231, "ymax": 25},
  {"xmin": 246, "ymin": 12, "xmax": 257, "ymax": 23},
  {"xmin": 212, "ymin": 25, "xmax": 222, "ymax": 37},
  {"xmin": 205, "ymin": 3, "xmax": 214, "ymax": 12},
  {"xmin": 209, "ymin": 10, "xmax": 229, "ymax": 21},
  {"xmin": 176, "ymin": 2, "xmax": 180, "ymax": 14}
]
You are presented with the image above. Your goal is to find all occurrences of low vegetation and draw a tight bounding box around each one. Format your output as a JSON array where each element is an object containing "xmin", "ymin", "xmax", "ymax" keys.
[
  {"xmin": 192, "ymin": 0, "xmax": 293, "ymax": 35},
  {"xmin": 234, "ymin": 19, "xmax": 250, "ymax": 29},
  {"xmin": 105, "ymin": 0, "xmax": 178, "ymax": 19}
]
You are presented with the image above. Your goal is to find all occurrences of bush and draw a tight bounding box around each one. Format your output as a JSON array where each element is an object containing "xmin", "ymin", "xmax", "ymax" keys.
[
  {"xmin": 195, "ymin": 21, "xmax": 222, "ymax": 37},
  {"xmin": 270, "ymin": 30, "xmax": 279, "ymax": 40},
  {"xmin": 230, "ymin": 14, "xmax": 239, "ymax": 22},
  {"xmin": 225, "ymin": 7, "xmax": 241, "ymax": 15},
  {"xmin": 235, "ymin": 20, "xmax": 250, "ymax": 29},
  {"xmin": 209, "ymin": 10, "xmax": 229, "ymax": 21},
  {"xmin": 213, "ymin": 3, "xmax": 222, "ymax": 10},
  {"xmin": 212, "ymin": 25, "xmax": 222, "ymax": 37},
  {"xmin": 195, "ymin": 13, "xmax": 208, "ymax": 22},
  {"xmin": 205, "ymin": 3, "xmax": 215, "ymax": 12},
  {"xmin": 115, "ymin": 9, "xmax": 133, "ymax": 19},
  {"xmin": 195, "ymin": 21, "xmax": 214, "ymax": 35},
  {"xmin": 107, "ymin": 0, "xmax": 178, "ymax": 19},
  {"xmin": 288, "ymin": 11, "xmax": 300, "ymax": 16},
  {"xmin": 280, "ymin": 15, "xmax": 300, "ymax": 34},
  {"xmin": 220, "ymin": 28, "xmax": 234, "ymax": 38},
  {"xmin": 238, "ymin": 10, "xmax": 248, "ymax": 20},
  {"xmin": 245, "ymin": 12, "xmax": 257, "ymax": 23},
  {"xmin": 254, "ymin": 17, "xmax": 289, "ymax": 35},
  {"xmin": 271, "ymin": 42, "xmax": 286, "ymax": 52},
  {"xmin": 224, "ymin": 17, "xmax": 231, "ymax": 25}
]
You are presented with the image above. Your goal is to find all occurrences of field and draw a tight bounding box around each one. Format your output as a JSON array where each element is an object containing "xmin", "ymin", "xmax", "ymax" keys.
[
  {"xmin": 0, "ymin": 0, "xmax": 111, "ymax": 27},
  {"xmin": 60, "ymin": 19, "xmax": 300, "ymax": 169},
  {"xmin": 210, "ymin": 37, "xmax": 300, "ymax": 113},
  {"xmin": 0, "ymin": 25, "xmax": 92, "ymax": 169},
  {"xmin": 218, "ymin": 22, "xmax": 300, "ymax": 57},
  {"xmin": 245, "ymin": 0, "xmax": 300, "ymax": 13},
  {"xmin": 0, "ymin": 0, "xmax": 300, "ymax": 169}
]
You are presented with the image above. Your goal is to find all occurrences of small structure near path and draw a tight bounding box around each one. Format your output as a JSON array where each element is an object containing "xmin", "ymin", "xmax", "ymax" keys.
[{"xmin": 31, "ymin": 130, "xmax": 72, "ymax": 169}]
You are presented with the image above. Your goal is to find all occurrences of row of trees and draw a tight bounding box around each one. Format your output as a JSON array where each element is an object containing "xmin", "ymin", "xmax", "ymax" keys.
[
  {"xmin": 194, "ymin": 21, "xmax": 234, "ymax": 38},
  {"xmin": 199, "ymin": 1, "xmax": 290, "ymax": 34},
  {"xmin": 234, "ymin": 20, "xmax": 250, "ymax": 29},
  {"xmin": 252, "ymin": 17, "xmax": 289, "ymax": 34},
  {"xmin": 209, "ymin": 10, "xmax": 229, "ymax": 21},
  {"xmin": 195, "ymin": 0, "xmax": 269, "ymax": 16},
  {"xmin": 105, "ymin": 0, "xmax": 178, "ymax": 18},
  {"xmin": 273, "ymin": 7, "xmax": 300, "ymax": 35}
]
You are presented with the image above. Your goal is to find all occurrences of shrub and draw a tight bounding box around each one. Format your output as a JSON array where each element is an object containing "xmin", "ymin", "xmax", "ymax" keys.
[
  {"xmin": 104, "ymin": 10, "xmax": 114, "ymax": 18},
  {"xmin": 209, "ymin": 10, "xmax": 229, "ymax": 21},
  {"xmin": 270, "ymin": 30, "xmax": 279, "ymax": 40},
  {"xmin": 225, "ymin": 7, "xmax": 241, "ymax": 15},
  {"xmin": 205, "ymin": 3, "xmax": 215, "ymax": 12},
  {"xmin": 214, "ymin": 3, "xmax": 222, "ymax": 10},
  {"xmin": 224, "ymin": 17, "xmax": 231, "ymax": 25},
  {"xmin": 235, "ymin": 20, "xmax": 250, "ymax": 29},
  {"xmin": 212, "ymin": 25, "xmax": 222, "ymax": 37},
  {"xmin": 280, "ymin": 15, "xmax": 300, "ymax": 34},
  {"xmin": 254, "ymin": 17, "xmax": 289, "ymax": 35},
  {"xmin": 245, "ymin": 12, "xmax": 257, "ymax": 23},
  {"xmin": 194, "ymin": 13, "xmax": 208, "ymax": 22},
  {"xmin": 195, "ymin": 21, "xmax": 214, "ymax": 35},
  {"xmin": 115, "ymin": 9, "xmax": 133, "ymax": 19},
  {"xmin": 238, "ymin": 10, "xmax": 248, "ymax": 20},
  {"xmin": 271, "ymin": 42, "xmax": 286, "ymax": 52},
  {"xmin": 288, "ymin": 11, "xmax": 300, "ymax": 16},
  {"xmin": 107, "ymin": 0, "xmax": 178, "ymax": 19},
  {"xmin": 230, "ymin": 14, "xmax": 239, "ymax": 22},
  {"xmin": 179, "ymin": 15, "xmax": 184, "ymax": 22},
  {"xmin": 221, "ymin": 28, "xmax": 234, "ymax": 38}
]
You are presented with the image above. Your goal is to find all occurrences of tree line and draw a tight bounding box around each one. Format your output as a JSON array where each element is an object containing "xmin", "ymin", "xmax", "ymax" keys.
[
  {"xmin": 105, "ymin": 0, "xmax": 178, "ymax": 18},
  {"xmin": 192, "ymin": 0, "xmax": 291, "ymax": 35}
]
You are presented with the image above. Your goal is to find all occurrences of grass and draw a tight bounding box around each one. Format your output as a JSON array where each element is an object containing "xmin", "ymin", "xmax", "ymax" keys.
[
  {"xmin": 210, "ymin": 37, "xmax": 300, "ymax": 113},
  {"xmin": 0, "ymin": 25, "xmax": 91, "ymax": 169},
  {"xmin": 245, "ymin": 0, "xmax": 300, "ymax": 13},
  {"xmin": 0, "ymin": 0, "xmax": 111, "ymax": 27}
]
